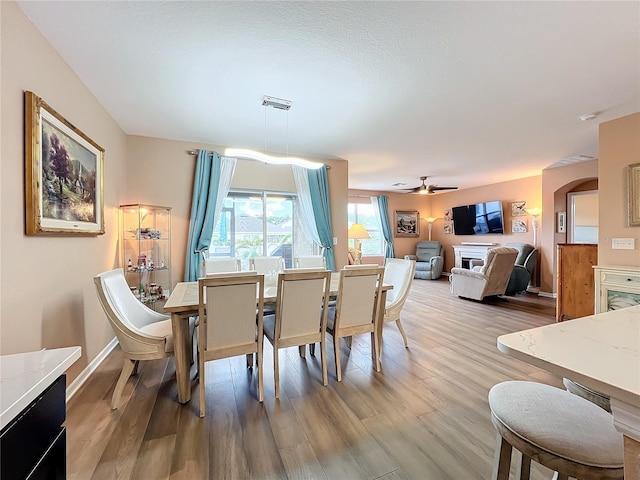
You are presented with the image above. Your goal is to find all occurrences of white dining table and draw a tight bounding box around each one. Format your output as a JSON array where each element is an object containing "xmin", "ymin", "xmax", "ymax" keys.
[
  {"xmin": 497, "ymin": 305, "xmax": 640, "ymax": 480},
  {"xmin": 164, "ymin": 272, "xmax": 392, "ymax": 404}
]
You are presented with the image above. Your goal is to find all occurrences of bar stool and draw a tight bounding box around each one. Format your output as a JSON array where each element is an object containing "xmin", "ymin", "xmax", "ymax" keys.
[{"xmin": 488, "ymin": 381, "xmax": 624, "ymax": 480}]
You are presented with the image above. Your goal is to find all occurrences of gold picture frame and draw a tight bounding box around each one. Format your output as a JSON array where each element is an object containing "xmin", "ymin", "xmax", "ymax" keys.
[
  {"xmin": 394, "ymin": 210, "xmax": 419, "ymax": 237},
  {"xmin": 25, "ymin": 91, "xmax": 105, "ymax": 235},
  {"xmin": 628, "ymin": 163, "xmax": 640, "ymax": 227}
]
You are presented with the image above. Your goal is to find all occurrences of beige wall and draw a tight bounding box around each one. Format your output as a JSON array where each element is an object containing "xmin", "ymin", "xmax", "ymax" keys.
[
  {"xmin": 598, "ymin": 113, "xmax": 640, "ymax": 267},
  {"xmin": 0, "ymin": 2, "xmax": 128, "ymax": 382},
  {"xmin": 540, "ymin": 160, "xmax": 598, "ymax": 293},
  {"xmin": 126, "ymin": 136, "xmax": 350, "ymax": 281},
  {"xmin": 430, "ymin": 177, "xmax": 542, "ymax": 274},
  {"xmin": 347, "ymin": 190, "xmax": 430, "ymax": 259}
]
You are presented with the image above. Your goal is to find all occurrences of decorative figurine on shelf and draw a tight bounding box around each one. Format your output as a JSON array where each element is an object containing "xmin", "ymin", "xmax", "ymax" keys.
[
  {"xmin": 127, "ymin": 258, "xmax": 132, "ymax": 271},
  {"xmin": 148, "ymin": 257, "xmax": 154, "ymax": 269}
]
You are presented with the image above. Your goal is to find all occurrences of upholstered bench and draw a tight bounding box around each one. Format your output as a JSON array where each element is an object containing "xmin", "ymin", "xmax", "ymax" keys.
[{"xmin": 488, "ymin": 381, "xmax": 624, "ymax": 480}]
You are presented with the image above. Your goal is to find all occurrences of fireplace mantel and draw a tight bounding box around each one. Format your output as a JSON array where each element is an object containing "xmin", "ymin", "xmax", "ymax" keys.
[{"xmin": 453, "ymin": 243, "xmax": 498, "ymax": 269}]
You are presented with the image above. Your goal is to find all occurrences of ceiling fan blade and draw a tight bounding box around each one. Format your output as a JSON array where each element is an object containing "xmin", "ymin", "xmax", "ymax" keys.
[{"xmin": 428, "ymin": 186, "xmax": 458, "ymax": 192}]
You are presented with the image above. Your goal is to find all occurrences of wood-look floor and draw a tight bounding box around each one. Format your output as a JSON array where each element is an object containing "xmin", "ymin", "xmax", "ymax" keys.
[{"xmin": 66, "ymin": 278, "xmax": 562, "ymax": 480}]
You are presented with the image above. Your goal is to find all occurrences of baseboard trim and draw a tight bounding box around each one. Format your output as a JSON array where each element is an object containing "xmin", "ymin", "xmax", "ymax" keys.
[
  {"xmin": 538, "ymin": 291, "xmax": 557, "ymax": 299},
  {"xmin": 67, "ymin": 337, "xmax": 118, "ymax": 401}
]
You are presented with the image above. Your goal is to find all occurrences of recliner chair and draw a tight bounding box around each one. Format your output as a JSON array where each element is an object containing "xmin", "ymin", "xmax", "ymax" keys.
[
  {"xmin": 404, "ymin": 241, "xmax": 444, "ymax": 280},
  {"xmin": 504, "ymin": 242, "xmax": 538, "ymax": 295},
  {"xmin": 449, "ymin": 247, "xmax": 518, "ymax": 300}
]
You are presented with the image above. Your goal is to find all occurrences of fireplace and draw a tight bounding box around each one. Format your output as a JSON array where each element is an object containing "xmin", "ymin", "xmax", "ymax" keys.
[{"xmin": 453, "ymin": 244, "xmax": 497, "ymax": 269}]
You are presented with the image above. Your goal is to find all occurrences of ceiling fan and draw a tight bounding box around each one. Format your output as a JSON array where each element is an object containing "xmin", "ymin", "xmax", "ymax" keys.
[{"xmin": 402, "ymin": 176, "xmax": 459, "ymax": 195}]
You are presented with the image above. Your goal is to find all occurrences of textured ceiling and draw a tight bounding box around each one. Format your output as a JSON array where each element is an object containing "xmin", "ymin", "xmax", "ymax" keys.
[{"xmin": 17, "ymin": 1, "xmax": 640, "ymax": 192}]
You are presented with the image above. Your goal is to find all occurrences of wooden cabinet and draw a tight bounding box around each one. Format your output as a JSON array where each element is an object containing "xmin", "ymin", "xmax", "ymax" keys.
[{"xmin": 556, "ymin": 243, "xmax": 597, "ymax": 322}]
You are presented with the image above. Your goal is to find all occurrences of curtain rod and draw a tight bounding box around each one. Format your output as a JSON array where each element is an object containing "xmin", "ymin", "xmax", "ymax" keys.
[{"xmin": 186, "ymin": 149, "xmax": 330, "ymax": 169}]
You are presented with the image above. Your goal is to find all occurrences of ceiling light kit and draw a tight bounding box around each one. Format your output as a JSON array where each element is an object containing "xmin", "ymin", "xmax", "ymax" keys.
[
  {"xmin": 223, "ymin": 95, "xmax": 324, "ymax": 169},
  {"xmin": 261, "ymin": 95, "xmax": 292, "ymax": 111},
  {"xmin": 401, "ymin": 176, "xmax": 459, "ymax": 195}
]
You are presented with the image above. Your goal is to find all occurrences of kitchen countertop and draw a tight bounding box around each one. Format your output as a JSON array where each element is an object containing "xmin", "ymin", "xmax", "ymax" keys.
[{"xmin": 0, "ymin": 346, "xmax": 81, "ymax": 430}]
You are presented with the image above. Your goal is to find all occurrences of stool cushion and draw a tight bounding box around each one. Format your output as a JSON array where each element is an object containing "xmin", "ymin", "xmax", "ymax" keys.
[{"xmin": 488, "ymin": 381, "xmax": 623, "ymax": 469}]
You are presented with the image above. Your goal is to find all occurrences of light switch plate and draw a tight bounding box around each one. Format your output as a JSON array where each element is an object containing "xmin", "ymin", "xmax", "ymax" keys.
[
  {"xmin": 333, "ymin": 237, "xmax": 338, "ymax": 245},
  {"xmin": 611, "ymin": 238, "xmax": 635, "ymax": 249}
]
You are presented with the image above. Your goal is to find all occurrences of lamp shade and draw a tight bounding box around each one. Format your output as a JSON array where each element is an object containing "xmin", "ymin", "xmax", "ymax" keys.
[
  {"xmin": 526, "ymin": 207, "xmax": 542, "ymax": 218},
  {"xmin": 348, "ymin": 223, "xmax": 370, "ymax": 239}
]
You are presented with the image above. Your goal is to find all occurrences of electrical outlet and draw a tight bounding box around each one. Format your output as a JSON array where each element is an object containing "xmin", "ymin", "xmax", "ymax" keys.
[
  {"xmin": 333, "ymin": 237, "xmax": 338, "ymax": 245},
  {"xmin": 611, "ymin": 238, "xmax": 635, "ymax": 250}
]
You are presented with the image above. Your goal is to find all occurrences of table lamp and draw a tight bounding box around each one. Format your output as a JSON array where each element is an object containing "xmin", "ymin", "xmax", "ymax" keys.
[{"xmin": 348, "ymin": 223, "xmax": 370, "ymax": 265}]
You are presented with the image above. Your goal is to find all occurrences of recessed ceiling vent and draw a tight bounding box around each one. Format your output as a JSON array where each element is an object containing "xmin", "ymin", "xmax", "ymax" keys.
[{"xmin": 262, "ymin": 95, "xmax": 292, "ymax": 110}]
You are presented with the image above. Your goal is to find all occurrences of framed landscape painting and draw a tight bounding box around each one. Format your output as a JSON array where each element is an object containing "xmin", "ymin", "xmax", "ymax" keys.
[
  {"xmin": 628, "ymin": 163, "xmax": 640, "ymax": 226},
  {"xmin": 394, "ymin": 210, "xmax": 419, "ymax": 237},
  {"xmin": 25, "ymin": 91, "xmax": 104, "ymax": 235}
]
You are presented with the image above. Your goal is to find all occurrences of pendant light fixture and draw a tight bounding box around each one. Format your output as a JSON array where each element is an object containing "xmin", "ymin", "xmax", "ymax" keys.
[{"xmin": 225, "ymin": 96, "xmax": 324, "ymax": 169}]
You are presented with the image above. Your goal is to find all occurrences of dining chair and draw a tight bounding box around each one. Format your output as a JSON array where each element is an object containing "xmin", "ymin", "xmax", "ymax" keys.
[
  {"xmin": 250, "ymin": 256, "xmax": 285, "ymax": 274},
  {"xmin": 262, "ymin": 270, "xmax": 331, "ymax": 398},
  {"xmin": 94, "ymin": 268, "xmax": 196, "ymax": 409},
  {"xmin": 383, "ymin": 258, "xmax": 416, "ymax": 348},
  {"xmin": 198, "ymin": 272, "xmax": 265, "ymax": 417},
  {"xmin": 326, "ymin": 266, "xmax": 385, "ymax": 381},
  {"xmin": 202, "ymin": 257, "xmax": 241, "ymax": 276},
  {"xmin": 294, "ymin": 255, "xmax": 326, "ymax": 269}
]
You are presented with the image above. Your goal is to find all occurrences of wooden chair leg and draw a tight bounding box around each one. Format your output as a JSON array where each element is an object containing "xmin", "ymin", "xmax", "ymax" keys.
[
  {"xmin": 246, "ymin": 353, "xmax": 253, "ymax": 368},
  {"xmin": 257, "ymin": 340, "xmax": 264, "ymax": 403},
  {"xmin": 492, "ymin": 434, "xmax": 512, "ymax": 480},
  {"xmin": 199, "ymin": 347, "xmax": 206, "ymax": 417},
  {"xmin": 274, "ymin": 347, "xmax": 280, "ymax": 399},
  {"xmin": 346, "ymin": 336, "xmax": 353, "ymax": 349},
  {"xmin": 320, "ymin": 338, "xmax": 328, "ymax": 386},
  {"xmin": 111, "ymin": 358, "xmax": 136, "ymax": 410},
  {"xmin": 310, "ymin": 343, "xmax": 316, "ymax": 356},
  {"xmin": 395, "ymin": 319, "xmax": 409, "ymax": 348},
  {"xmin": 132, "ymin": 360, "xmax": 140, "ymax": 375},
  {"xmin": 372, "ymin": 331, "xmax": 381, "ymax": 372},
  {"xmin": 334, "ymin": 336, "xmax": 342, "ymax": 382},
  {"xmin": 298, "ymin": 345, "xmax": 306, "ymax": 357},
  {"xmin": 517, "ymin": 452, "xmax": 531, "ymax": 480}
]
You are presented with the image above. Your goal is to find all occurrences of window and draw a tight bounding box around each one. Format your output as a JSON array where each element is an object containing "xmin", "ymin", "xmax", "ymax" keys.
[
  {"xmin": 210, "ymin": 191, "xmax": 316, "ymax": 269},
  {"xmin": 348, "ymin": 203, "xmax": 383, "ymax": 255}
]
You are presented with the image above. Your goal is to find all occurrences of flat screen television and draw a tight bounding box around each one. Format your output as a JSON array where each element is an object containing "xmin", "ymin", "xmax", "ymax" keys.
[{"xmin": 452, "ymin": 201, "xmax": 504, "ymax": 235}]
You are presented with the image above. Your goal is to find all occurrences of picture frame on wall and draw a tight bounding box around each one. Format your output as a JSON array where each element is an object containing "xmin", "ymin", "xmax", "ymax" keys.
[
  {"xmin": 512, "ymin": 219, "xmax": 527, "ymax": 233},
  {"xmin": 511, "ymin": 201, "xmax": 527, "ymax": 216},
  {"xmin": 628, "ymin": 163, "xmax": 640, "ymax": 226},
  {"xmin": 444, "ymin": 222, "xmax": 453, "ymax": 234},
  {"xmin": 25, "ymin": 91, "xmax": 105, "ymax": 236},
  {"xmin": 394, "ymin": 210, "xmax": 420, "ymax": 237}
]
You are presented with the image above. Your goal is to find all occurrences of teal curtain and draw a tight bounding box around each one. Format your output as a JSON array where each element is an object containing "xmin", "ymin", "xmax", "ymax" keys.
[
  {"xmin": 307, "ymin": 166, "xmax": 336, "ymax": 271},
  {"xmin": 184, "ymin": 151, "xmax": 223, "ymax": 281},
  {"xmin": 376, "ymin": 195, "xmax": 395, "ymax": 258}
]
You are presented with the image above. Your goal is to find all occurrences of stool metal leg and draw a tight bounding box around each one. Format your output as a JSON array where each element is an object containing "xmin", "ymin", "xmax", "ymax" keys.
[{"xmin": 493, "ymin": 434, "xmax": 513, "ymax": 480}]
